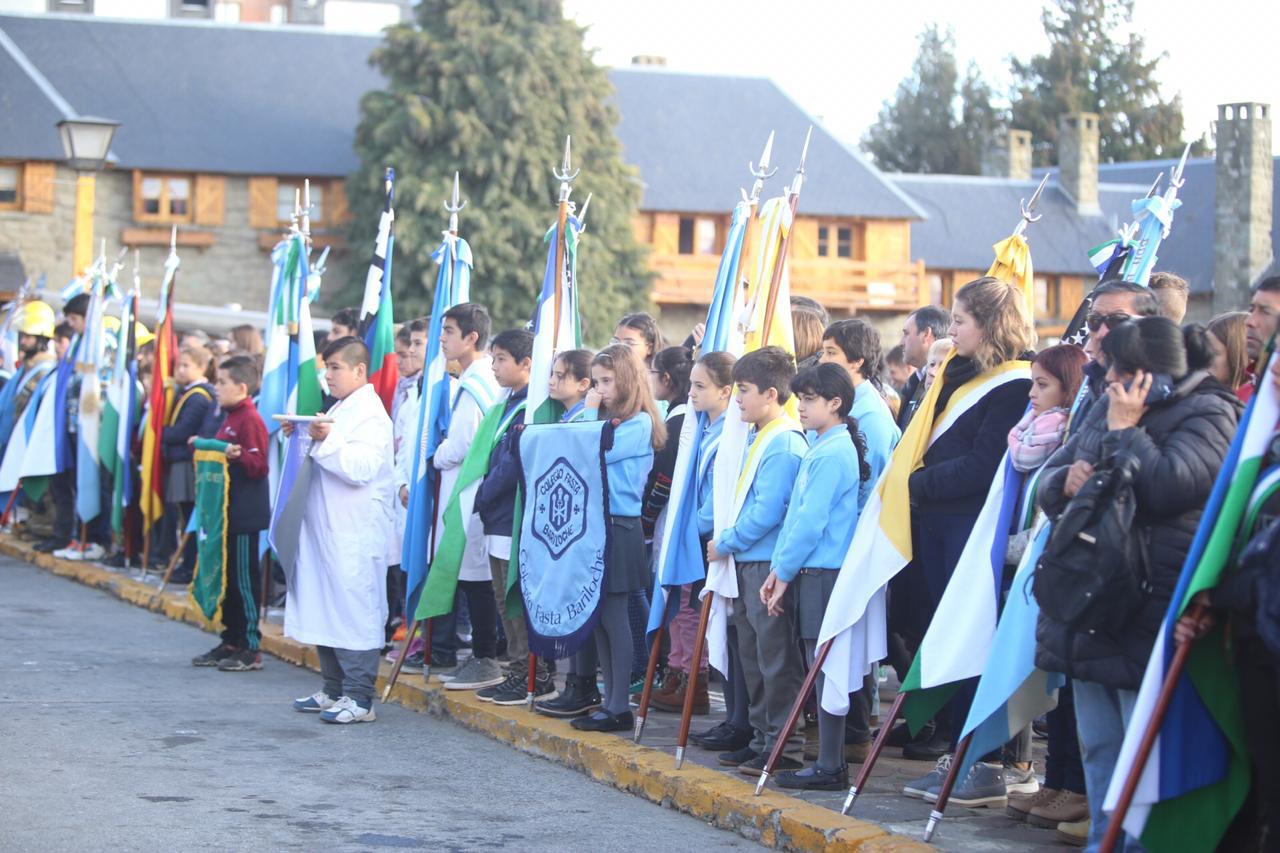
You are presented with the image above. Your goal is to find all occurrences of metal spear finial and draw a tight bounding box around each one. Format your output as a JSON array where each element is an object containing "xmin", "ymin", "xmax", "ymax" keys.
[
  {"xmin": 789, "ymin": 126, "xmax": 814, "ymax": 195},
  {"xmin": 444, "ymin": 171, "xmax": 467, "ymax": 234},
  {"xmin": 1012, "ymin": 172, "xmax": 1052, "ymax": 237},
  {"xmin": 302, "ymin": 179, "xmax": 312, "ymax": 238},
  {"xmin": 1170, "ymin": 142, "xmax": 1192, "ymax": 189},
  {"xmin": 745, "ymin": 131, "xmax": 779, "ymax": 203},
  {"xmin": 577, "ymin": 192, "xmax": 593, "ymax": 231},
  {"xmin": 553, "ymin": 135, "xmax": 579, "ymax": 203}
]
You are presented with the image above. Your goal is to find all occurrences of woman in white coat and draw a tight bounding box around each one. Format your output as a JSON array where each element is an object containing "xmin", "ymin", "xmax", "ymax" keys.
[{"xmin": 286, "ymin": 337, "xmax": 395, "ymax": 724}]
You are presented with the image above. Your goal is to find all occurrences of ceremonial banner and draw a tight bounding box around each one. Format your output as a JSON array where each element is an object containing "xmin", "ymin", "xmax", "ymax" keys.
[
  {"xmin": 415, "ymin": 397, "xmax": 525, "ymax": 621},
  {"xmin": 1102, "ymin": 350, "xmax": 1275, "ymax": 852},
  {"xmin": 190, "ymin": 438, "xmax": 231, "ymax": 623},
  {"xmin": 359, "ymin": 167, "xmax": 398, "ymax": 412},
  {"xmin": 268, "ymin": 430, "xmax": 313, "ymax": 593},
  {"xmin": 817, "ymin": 353, "xmax": 1031, "ymax": 715},
  {"xmin": 517, "ymin": 420, "xmax": 612, "ymax": 659}
]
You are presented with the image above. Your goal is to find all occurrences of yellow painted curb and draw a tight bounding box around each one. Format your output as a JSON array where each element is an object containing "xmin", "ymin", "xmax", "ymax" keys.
[{"xmin": 3, "ymin": 536, "xmax": 929, "ymax": 852}]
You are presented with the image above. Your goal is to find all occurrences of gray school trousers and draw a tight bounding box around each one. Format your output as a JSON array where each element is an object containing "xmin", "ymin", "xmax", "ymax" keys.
[
  {"xmin": 732, "ymin": 560, "xmax": 805, "ymax": 759},
  {"xmin": 317, "ymin": 645, "xmax": 380, "ymax": 708}
]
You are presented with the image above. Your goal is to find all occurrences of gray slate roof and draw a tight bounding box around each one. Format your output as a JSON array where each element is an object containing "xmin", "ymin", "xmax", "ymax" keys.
[
  {"xmin": 0, "ymin": 14, "xmax": 924, "ymax": 219},
  {"xmin": 609, "ymin": 68, "xmax": 924, "ymax": 219},
  {"xmin": 889, "ymin": 173, "xmax": 1144, "ymax": 278},
  {"xmin": 0, "ymin": 13, "xmax": 382, "ymax": 176}
]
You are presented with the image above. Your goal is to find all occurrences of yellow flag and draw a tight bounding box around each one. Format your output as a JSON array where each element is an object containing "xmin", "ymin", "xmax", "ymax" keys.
[{"xmin": 988, "ymin": 234, "xmax": 1035, "ymax": 325}]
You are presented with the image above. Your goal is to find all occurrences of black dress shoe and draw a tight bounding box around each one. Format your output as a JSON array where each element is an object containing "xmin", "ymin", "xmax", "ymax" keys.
[
  {"xmin": 775, "ymin": 763, "xmax": 851, "ymax": 790},
  {"xmin": 570, "ymin": 710, "xmax": 633, "ymax": 732},
  {"xmin": 737, "ymin": 754, "xmax": 802, "ymax": 776},
  {"xmin": 695, "ymin": 723, "xmax": 754, "ymax": 752},
  {"xmin": 717, "ymin": 745, "xmax": 759, "ymax": 767},
  {"xmin": 881, "ymin": 718, "xmax": 934, "ymax": 748},
  {"xmin": 902, "ymin": 730, "xmax": 951, "ymax": 761}
]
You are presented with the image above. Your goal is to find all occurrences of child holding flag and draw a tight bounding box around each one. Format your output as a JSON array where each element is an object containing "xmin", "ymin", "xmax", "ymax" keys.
[
  {"xmin": 285, "ymin": 338, "xmax": 395, "ymax": 724},
  {"xmin": 190, "ymin": 355, "xmax": 270, "ymax": 671},
  {"xmin": 767, "ymin": 363, "xmax": 871, "ymax": 790},
  {"xmin": 158, "ymin": 343, "xmax": 216, "ymax": 584},
  {"xmin": 706, "ymin": 346, "xmax": 807, "ymax": 773},
  {"xmin": 569, "ymin": 344, "xmax": 665, "ymax": 732}
]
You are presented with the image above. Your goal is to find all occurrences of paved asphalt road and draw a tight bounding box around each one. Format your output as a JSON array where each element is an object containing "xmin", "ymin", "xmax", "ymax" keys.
[{"xmin": 0, "ymin": 556, "xmax": 754, "ymax": 852}]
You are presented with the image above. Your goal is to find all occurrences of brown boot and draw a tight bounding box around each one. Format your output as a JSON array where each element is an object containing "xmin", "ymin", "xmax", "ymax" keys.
[
  {"xmin": 649, "ymin": 669, "xmax": 683, "ymax": 704},
  {"xmin": 1027, "ymin": 790, "xmax": 1089, "ymax": 829},
  {"xmin": 652, "ymin": 670, "xmax": 709, "ymax": 714}
]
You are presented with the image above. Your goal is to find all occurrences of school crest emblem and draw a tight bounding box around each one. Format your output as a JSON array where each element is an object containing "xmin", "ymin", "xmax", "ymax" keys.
[{"xmin": 531, "ymin": 457, "xmax": 589, "ymax": 559}]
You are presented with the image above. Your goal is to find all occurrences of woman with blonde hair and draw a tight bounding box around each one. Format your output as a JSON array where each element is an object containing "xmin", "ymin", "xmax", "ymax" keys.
[
  {"xmin": 1206, "ymin": 311, "xmax": 1252, "ymax": 402},
  {"xmin": 897, "ymin": 276, "xmax": 1036, "ymax": 802}
]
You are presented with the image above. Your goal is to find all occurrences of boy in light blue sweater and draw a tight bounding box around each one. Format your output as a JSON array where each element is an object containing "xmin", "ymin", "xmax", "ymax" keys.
[
  {"xmin": 706, "ymin": 346, "xmax": 807, "ymax": 773},
  {"xmin": 762, "ymin": 364, "xmax": 871, "ymax": 791}
]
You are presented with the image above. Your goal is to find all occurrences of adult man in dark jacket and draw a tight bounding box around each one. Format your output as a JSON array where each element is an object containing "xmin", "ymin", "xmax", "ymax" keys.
[{"xmin": 895, "ymin": 305, "xmax": 950, "ymax": 432}]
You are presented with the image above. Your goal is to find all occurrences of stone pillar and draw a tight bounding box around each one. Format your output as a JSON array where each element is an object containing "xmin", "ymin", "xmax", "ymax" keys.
[
  {"xmin": 1058, "ymin": 113, "xmax": 1100, "ymax": 214},
  {"xmin": 981, "ymin": 129, "xmax": 1033, "ymax": 181},
  {"xmin": 1213, "ymin": 102, "xmax": 1274, "ymax": 314}
]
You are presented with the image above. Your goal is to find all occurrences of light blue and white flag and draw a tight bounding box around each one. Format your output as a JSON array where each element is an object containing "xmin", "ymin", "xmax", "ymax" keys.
[
  {"xmin": 401, "ymin": 231, "xmax": 472, "ymax": 614},
  {"xmin": 517, "ymin": 419, "xmax": 612, "ymax": 659}
]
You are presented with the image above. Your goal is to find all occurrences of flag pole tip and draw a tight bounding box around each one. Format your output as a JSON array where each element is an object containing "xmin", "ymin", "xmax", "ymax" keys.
[{"xmin": 753, "ymin": 773, "xmax": 769, "ymax": 796}]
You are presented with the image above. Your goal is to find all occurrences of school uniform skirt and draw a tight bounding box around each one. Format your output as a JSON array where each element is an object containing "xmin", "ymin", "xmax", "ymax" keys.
[
  {"xmin": 605, "ymin": 516, "xmax": 649, "ymax": 594},
  {"xmin": 795, "ymin": 568, "xmax": 840, "ymax": 641},
  {"xmin": 165, "ymin": 459, "xmax": 196, "ymax": 505}
]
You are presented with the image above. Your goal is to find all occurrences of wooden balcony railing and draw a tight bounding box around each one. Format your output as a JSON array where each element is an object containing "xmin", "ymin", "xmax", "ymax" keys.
[{"xmin": 650, "ymin": 254, "xmax": 928, "ymax": 313}]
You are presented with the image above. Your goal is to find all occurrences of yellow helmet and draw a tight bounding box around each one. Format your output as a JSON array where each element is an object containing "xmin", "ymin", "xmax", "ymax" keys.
[
  {"xmin": 102, "ymin": 315, "xmax": 121, "ymax": 337},
  {"xmin": 15, "ymin": 300, "xmax": 55, "ymax": 339},
  {"xmin": 134, "ymin": 321, "xmax": 156, "ymax": 348}
]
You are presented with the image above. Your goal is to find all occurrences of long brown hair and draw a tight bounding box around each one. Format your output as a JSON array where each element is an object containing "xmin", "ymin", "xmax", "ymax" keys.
[
  {"xmin": 954, "ymin": 276, "xmax": 1037, "ymax": 372},
  {"xmin": 592, "ymin": 344, "xmax": 666, "ymax": 450},
  {"xmin": 1207, "ymin": 311, "xmax": 1250, "ymax": 390}
]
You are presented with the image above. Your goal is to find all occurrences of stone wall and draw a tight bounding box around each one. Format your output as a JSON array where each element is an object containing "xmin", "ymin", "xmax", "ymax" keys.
[
  {"xmin": 1213, "ymin": 103, "xmax": 1274, "ymax": 315},
  {"xmin": 0, "ymin": 165, "xmax": 354, "ymax": 316}
]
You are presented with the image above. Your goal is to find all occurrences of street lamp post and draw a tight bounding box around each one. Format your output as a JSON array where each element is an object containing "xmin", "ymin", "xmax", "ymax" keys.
[{"xmin": 57, "ymin": 116, "xmax": 119, "ymax": 277}]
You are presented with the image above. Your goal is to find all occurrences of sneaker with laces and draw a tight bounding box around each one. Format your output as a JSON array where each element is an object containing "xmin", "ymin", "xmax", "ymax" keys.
[
  {"xmin": 319, "ymin": 695, "xmax": 376, "ymax": 724},
  {"xmin": 1003, "ymin": 762, "xmax": 1040, "ymax": 796},
  {"xmin": 1008, "ymin": 786, "xmax": 1059, "ymax": 822},
  {"xmin": 293, "ymin": 692, "xmax": 339, "ymax": 713},
  {"xmin": 902, "ymin": 753, "xmax": 952, "ymax": 799},
  {"xmin": 192, "ymin": 643, "xmax": 238, "ymax": 667},
  {"xmin": 79, "ymin": 542, "xmax": 106, "ymax": 561},
  {"xmin": 443, "ymin": 656, "xmax": 504, "ymax": 690},
  {"xmin": 924, "ymin": 761, "xmax": 1007, "ymax": 808},
  {"xmin": 53, "ymin": 541, "xmax": 85, "ymax": 560},
  {"xmin": 487, "ymin": 672, "xmax": 557, "ymax": 706},
  {"xmin": 217, "ymin": 649, "xmax": 264, "ymax": 671},
  {"xmin": 1027, "ymin": 789, "xmax": 1089, "ymax": 828}
]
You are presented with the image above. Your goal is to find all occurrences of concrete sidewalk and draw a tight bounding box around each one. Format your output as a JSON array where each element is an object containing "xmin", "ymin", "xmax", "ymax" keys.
[{"xmin": 0, "ymin": 534, "xmax": 1066, "ymax": 851}]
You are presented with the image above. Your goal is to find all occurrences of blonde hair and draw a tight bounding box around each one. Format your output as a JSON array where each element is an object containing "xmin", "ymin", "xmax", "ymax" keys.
[
  {"xmin": 927, "ymin": 337, "xmax": 954, "ymax": 364},
  {"xmin": 180, "ymin": 342, "xmax": 215, "ymax": 382},
  {"xmin": 953, "ymin": 277, "xmax": 1037, "ymax": 372},
  {"xmin": 592, "ymin": 344, "xmax": 667, "ymax": 450}
]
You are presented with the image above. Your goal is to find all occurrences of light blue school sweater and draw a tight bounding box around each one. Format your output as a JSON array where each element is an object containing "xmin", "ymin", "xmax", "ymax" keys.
[
  {"xmin": 851, "ymin": 381, "xmax": 901, "ymax": 509},
  {"xmin": 586, "ymin": 409, "xmax": 654, "ymax": 517},
  {"xmin": 771, "ymin": 423, "xmax": 862, "ymax": 582},
  {"xmin": 714, "ymin": 423, "xmax": 806, "ymax": 564},
  {"xmin": 695, "ymin": 412, "xmax": 725, "ymax": 538}
]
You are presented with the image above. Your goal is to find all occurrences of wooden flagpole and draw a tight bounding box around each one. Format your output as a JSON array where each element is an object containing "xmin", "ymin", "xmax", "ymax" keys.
[
  {"xmin": 923, "ymin": 734, "xmax": 972, "ymax": 842},
  {"xmin": 632, "ymin": 628, "xmax": 665, "ymax": 742},
  {"xmin": 842, "ymin": 691, "xmax": 906, "ymax": 814}
]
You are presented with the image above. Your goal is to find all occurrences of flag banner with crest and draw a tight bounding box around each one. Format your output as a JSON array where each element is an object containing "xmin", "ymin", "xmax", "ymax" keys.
[
  {"xmin": 190, "ymin": 438, "xmax": 231, "ymax": 623},
  {"xmin": 517, "ymin": 419, "xmax": 612, "ymax": 659}
]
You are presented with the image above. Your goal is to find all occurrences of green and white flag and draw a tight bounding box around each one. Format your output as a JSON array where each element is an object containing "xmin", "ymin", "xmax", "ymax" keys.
[{"xmin": 189, "ymin": 438, "xmax": 231, "ymax": 623}]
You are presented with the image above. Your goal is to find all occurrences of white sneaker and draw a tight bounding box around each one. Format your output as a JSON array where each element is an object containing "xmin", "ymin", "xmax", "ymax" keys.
[
  {"xmin": 53, "ymin": 542, "xmax": 85, "ymax": 560},
  {"xmin": 80, "ymin": 543, "xmax": 106, "ymax": 561},
  {"xmin": 293, "ymin": 691, "xmax": 338, "ymax": 713},
  {"xmin": 319, "ymin": 695, "xmax": 376, "ymax": 724}
]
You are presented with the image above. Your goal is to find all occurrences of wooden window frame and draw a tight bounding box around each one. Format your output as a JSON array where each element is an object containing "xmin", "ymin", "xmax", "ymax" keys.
[
  {"xmin": 0, "ymin": 162, "xmax": 22, "ymax": 211},
  {"xmin": 276, "ymin": 178, "xmax": 325, "ymax": 226},
  {"xmin": 133, "ymin": 171, "xmax": 195, "ymax": 224}
]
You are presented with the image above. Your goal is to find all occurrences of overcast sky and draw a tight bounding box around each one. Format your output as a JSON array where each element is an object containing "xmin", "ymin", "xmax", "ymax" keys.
[{"xmin": 564, "ymin": 0, "xmax": 1280, "ymax": 156}]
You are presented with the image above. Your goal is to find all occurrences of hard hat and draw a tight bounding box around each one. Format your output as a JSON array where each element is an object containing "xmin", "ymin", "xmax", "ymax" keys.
[
  {"xmin": 14, "ymin": 300, "xmax": 55, "ymax": 339},
  {"xmin": 102, "ymin": 315, "xmax": 121, "ymax": 336},
  {"xmin": 134, "ymin": 321, "xmax": 156, "ymax": 348}
]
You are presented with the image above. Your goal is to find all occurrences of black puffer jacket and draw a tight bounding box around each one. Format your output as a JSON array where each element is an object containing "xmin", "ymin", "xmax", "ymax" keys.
[{"xmin": 1035, "ymin": 371, "xmax": 1242, "ymax": 690}]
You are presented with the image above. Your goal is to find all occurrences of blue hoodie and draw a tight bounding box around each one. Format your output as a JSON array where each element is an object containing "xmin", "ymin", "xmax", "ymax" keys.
[{"xmin": 772, "ymin": 423, "xmax": 862, "ymax": 582}]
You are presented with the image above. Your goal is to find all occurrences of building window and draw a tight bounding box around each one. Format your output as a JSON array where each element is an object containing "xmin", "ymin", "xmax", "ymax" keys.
[
  {"xmin": 817, "ymin": 222, "xmax": 863, "ymax": 259},
  {"xmin": 836, "ymin": 226, "xmax": 853, "ymax": 259},
  {"xmin": 927, "ymin": 273, "xmax": 944, "ymax": 308},
  {"xmin": 214, "ymin": 0, "xmax": 240, "ymax": 19},
  {"xmin": 47, "ymin": 0, "xmax": 92, "ymax": 11},
  {"xmin": 694, "ymin": 217, "xmax": 717, "ymax": 255},
  {"xmin": 1034, "ymin": 275, "xmax": 1060, "ymax": 319},
  {"xmin": 817, "ymin": 226, "xmax": 829, "ymax": 257},
  {"xmin": 270, "ymin": 3, "xmax": 288, "ymax": 22},
  {"xmin": 277, "ymin": 181, "xmax": 324, "ymax": 224},
  {"xmin": 135, "ymin": 173, "xmax": 193, "ymax": 223},
  {"xmin": 0, "ymin": 164, "xmax": 21, "ymax": 210}
]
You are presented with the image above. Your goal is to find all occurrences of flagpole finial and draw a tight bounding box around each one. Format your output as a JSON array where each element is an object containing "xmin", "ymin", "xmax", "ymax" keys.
[
  {"xmin": 169, "ymin": 225, "xmax": 177, "ymax": 252},
  {"xmin": 578, "ymin": 192, "xmax": 593, "ymax": 231},
  {"xmin": 746, "ymin": 131, "xmax": 779, "ymax": 202},
  {"xmin": 1013, "ymin": 172, "xmax": 1051, "ymax": 237},
  {"xmin": 1170, "ymin": 142, "xmax": 1192, "ymax": 189},
  {"xmin": 553, "ymin": 135, "xmax": 580, "ymax": 203},
  {"xmin": 788, "ymin": 126, "xmax": 814, "ymax": 196},
  {"xmin": 1147, "ymin": 172, "xmax": 1165, "ymax": 199},
  {"xmin": 302, "ymin": 179, "xmax": 312, "ymax": 239},
  {"xmin": 444, "ymin": 171, "xmax": 466, "ymax": 235}
]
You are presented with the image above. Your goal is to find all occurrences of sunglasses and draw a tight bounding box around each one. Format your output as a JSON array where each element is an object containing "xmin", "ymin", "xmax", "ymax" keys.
[{"xmin": 1085, "ymin": 312, "xmax": 1132, "ymax": 332}]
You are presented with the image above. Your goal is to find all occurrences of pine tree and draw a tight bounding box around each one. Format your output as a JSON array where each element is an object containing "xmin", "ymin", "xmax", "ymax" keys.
[
  {"xmin": 1010, "ymin": 0, "xmax": 1192, "ymax": 165},
  {"xmin": 862, "ymin": 26, "xmax": 1002, "ymax": 175},
  {"xmin": 340, "ymin": 0, "xmax": 652, "ymax": 341}
]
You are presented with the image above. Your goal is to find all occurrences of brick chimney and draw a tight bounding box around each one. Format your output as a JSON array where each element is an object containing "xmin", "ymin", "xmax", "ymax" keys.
[
  {"xmin": 982, "ymin": 129, "xmax": 1033, "ymax": 181},
  {"xmin": 1057, "ymin": 112, "xmax": 1100, "ymax": 214},
  {"xmin": 1213, "ymin": 102, "xmax": 1274, "ymax": 314}
]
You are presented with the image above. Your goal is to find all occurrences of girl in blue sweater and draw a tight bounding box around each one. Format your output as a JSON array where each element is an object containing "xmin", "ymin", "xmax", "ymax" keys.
[
  {"xmin": 763, "ymin": 363, "xmax": 871, "ymax": 791},
  {"xmin": 571, "ymin": 345, "xmax": 665, "ymax": 732}
]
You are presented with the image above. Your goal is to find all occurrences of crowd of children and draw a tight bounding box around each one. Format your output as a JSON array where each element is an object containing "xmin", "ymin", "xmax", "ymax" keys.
[{"xmin": 6, "ymin": 269, "xmax": 1280, "ymax": 852}]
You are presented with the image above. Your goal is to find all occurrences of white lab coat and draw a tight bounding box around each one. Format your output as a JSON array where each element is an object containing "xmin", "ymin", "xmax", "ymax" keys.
[
  {"xmin": 434, "ymin": 356, "xmax": 494, "ymax": 582},
  {"xmin": 285, "ymin": 383, "xmax": 394, "ymax": 651},
  {"xmin": 388, "ymin": 375, "xmax": 420, "ymax": 565}
]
